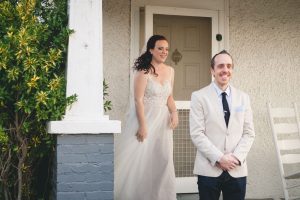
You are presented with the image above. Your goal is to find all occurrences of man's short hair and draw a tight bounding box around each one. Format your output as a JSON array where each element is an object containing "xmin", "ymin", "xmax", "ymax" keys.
[{"xmin": 211, "ymin": 50, "xmax": 233, "ymax": 69}]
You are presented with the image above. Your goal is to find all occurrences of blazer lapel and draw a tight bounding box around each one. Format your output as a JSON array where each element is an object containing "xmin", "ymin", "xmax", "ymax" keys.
[
  {"xmin": 228, "ymin": 85, "xmax": 237, "ymax": 130},
  {"xmin": 208, "ymin": 83, "xmax": 226, "ymax": 125}
]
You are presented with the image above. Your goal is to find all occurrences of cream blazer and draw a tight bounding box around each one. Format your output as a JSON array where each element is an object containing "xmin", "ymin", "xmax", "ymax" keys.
[{"xmin": 189, "ymin": 83, "xmax": 255, "ymax": 178}]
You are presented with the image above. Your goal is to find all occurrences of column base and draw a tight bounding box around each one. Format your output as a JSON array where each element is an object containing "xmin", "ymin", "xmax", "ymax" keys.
[{"xmin": 47, "ymin": 119, "xmax": 121, "ymax": 134}]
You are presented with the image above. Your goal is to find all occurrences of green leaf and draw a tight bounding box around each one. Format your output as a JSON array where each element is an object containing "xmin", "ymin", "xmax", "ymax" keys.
[{"xmin": 0, "ymin": 125, "xmax": 8, "ymax": 144}]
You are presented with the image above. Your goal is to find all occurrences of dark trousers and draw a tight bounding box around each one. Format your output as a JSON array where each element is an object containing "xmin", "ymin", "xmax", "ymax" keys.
[{"xmin": 197, "ymin": 171, "xmax": 246, "ymax": 200}]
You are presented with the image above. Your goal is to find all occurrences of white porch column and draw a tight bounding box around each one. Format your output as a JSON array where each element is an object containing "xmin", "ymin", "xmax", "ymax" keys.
[
  {"xmin": 47, "ymin": 0, "xmax": 120, "ymax": 133},
  {"xmin": 47, "ymin": 1, "xmax": 120, "ymax": 199}
]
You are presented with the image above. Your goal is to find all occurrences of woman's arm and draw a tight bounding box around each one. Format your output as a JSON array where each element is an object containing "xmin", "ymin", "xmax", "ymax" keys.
[
  {"xmin": 167, "ymin": 67, "xmax": 178, "ymax": 129},
  {"xmin": 134, "ymin": 71, "xmax": 148, "ymax": 142}
]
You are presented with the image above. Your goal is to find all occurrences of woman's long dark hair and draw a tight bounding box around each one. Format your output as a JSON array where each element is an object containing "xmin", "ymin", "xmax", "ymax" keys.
[{"xmin": 133, "ymin": 35, "xmax": 168, "ymax": 76}]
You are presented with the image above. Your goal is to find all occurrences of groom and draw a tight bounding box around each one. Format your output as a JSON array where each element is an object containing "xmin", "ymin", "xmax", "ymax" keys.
[{"xmin": 189, "ymin": 50, "xmax": 255, "ymax": 200}]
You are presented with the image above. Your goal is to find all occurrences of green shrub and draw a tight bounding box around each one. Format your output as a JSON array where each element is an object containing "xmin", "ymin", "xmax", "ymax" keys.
[{"xmin": 0, "ymin": 0, "xmax": 76, "ymax": 199}]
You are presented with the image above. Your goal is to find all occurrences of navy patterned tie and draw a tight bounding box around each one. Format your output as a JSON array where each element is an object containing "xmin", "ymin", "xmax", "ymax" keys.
[{"xmin": 221, "ymin": 92, "xmax": 230, "ymax": 127}]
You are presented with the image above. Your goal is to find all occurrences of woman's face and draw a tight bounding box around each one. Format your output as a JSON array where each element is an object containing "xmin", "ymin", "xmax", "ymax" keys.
[{"xmin": 150, "ymin": 40, "xmax": 169, "ymax": 64}]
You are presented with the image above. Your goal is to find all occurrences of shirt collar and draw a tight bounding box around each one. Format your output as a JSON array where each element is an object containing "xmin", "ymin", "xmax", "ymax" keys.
[{"xmin": 212, "ymin": 81, "xmax": 231, "ymax": 97}]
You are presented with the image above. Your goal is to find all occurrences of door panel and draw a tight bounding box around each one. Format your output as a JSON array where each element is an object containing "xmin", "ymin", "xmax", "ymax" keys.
[
  {"xmin": 154, "ymin": 15, "xmax": 211, "ymax": 101},
  {"xmin": 154, "ymin": 15, "xmax": 212, "ymax": 182}
]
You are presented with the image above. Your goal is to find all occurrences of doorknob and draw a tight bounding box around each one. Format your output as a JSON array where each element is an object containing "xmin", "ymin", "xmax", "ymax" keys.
[{"xmin": 171, "ymin": 49, "xmax": 182, "ymax": 65}]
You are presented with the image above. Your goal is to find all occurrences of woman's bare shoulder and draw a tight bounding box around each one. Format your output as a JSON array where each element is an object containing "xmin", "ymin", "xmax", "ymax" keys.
[
  {"xmin": 164, "ymin": 65, "xmax": 174, "ymax": 74},
  {"xmin": 134, "ymin": 70, "xmax": 149, "ymax": 79}
]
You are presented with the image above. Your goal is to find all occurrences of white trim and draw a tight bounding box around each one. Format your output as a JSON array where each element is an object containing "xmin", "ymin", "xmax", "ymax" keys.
[
  {"xmin": 175, "ymin": 177, "xmax": 198, "ymax": 194},
  {"xmin": 47, "ymin": 118, "xmax": 121, "ymax": 134},
  {"xmin": 130, "ymin": 6, "xmax": 140, "ymax": 68},
  {"xmin": 224, "ymin": 0, "xmax": 230, "ymax": 50},
  {"xmin": 129, "ymin": 5, "xmax": 141, "ymax": 99},
  {"xmin": 144, "ymin": 6, "xmax": 153, "ymax": 45},
  {"xmin": 175, "ymin": 101, "xmax": 190, "ymax": 110}
]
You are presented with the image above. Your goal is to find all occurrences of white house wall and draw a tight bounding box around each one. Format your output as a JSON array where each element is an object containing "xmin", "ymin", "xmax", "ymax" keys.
[
  {"xmin": 230, "ymin": 0, "xmax": 300, "ymax": 198},
  {"xmin": 103, "ymin": 0, "xmax": 300, "ymax": 198},
  {"xmin": 103, "ymin": 0, "xmax": 131, "ymax": 122}
]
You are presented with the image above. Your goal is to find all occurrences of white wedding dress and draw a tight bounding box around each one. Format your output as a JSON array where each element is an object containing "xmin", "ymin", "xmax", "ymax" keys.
[{"xmin": 115, "ymin": 74, "xmax": 176, "ymax": 200}]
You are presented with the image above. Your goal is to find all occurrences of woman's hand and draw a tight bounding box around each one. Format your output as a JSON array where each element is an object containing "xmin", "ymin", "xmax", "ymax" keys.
[
  {"xmin": 136, "ymin": 125, "xmax": 147, "ymax": 142},
  {"xmin": 170, "ymin": 111, "xmax": 179, "ymax": 129}
]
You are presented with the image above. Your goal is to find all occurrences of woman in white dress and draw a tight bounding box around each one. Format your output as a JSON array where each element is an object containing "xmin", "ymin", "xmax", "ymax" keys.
[{"xmin": 115, "ymin": 35, "xmax": 178, "ymax": 200}]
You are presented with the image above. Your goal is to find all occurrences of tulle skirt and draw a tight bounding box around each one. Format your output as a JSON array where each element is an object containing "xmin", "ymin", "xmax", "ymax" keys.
[{"xmin": 115, "ymin": 103, "xmax": 176, "ymax": 200}]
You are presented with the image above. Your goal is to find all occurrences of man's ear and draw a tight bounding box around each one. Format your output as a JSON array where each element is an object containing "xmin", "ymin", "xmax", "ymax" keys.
[{"xmin": 210, "ymin": 68, "xmax": 215, "ymax": 77}]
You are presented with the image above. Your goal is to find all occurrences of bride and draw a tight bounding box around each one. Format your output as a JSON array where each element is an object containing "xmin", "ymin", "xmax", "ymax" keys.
[{"xmin": 115, "ymin": 35, "xmax": 178, "ymax": 200}]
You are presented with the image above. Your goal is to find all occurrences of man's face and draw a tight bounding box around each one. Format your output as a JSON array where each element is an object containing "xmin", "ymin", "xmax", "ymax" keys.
[{"xmin": 211, "ymin": 53, "xmax": 233, "ymax": 90}]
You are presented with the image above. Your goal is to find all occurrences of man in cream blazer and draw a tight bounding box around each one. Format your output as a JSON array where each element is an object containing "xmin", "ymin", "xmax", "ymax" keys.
[{"xmin": 189, "ymin": 50, "xmax": 255, "ymax": 200}]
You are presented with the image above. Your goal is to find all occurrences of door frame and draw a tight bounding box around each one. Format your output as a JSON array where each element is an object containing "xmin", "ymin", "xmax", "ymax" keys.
[
  {"xmin": 146, "ymin": 6, "xmax": 218, "ymax": 194},
  {"xmin": 145, "ymin": 6, "xmax": 219, "ymax": 57},
  {"xmin": 130, "ymin": 4, "xmax": 229, "ymax": 194}
]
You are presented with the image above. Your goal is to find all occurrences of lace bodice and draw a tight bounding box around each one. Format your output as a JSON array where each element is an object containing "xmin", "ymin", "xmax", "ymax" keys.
[{"xmin": 143, "ymin": 77, "xmax": 172, "ymax": 107}]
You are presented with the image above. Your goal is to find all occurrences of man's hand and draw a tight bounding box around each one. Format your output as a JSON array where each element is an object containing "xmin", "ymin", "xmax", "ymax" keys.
[{"xmin": 217, "ymin": 153, "xmax": 240, "ymax": 171}]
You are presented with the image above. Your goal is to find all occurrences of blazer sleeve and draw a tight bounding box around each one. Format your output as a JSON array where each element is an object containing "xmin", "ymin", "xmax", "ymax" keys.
[
  {"xmin": 233, "ymin": 94, "xmax": 255, "ymax": 165},
  {"xmin": 189, "ymin": 92, "xmax": 223, "ymax": 166}
]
